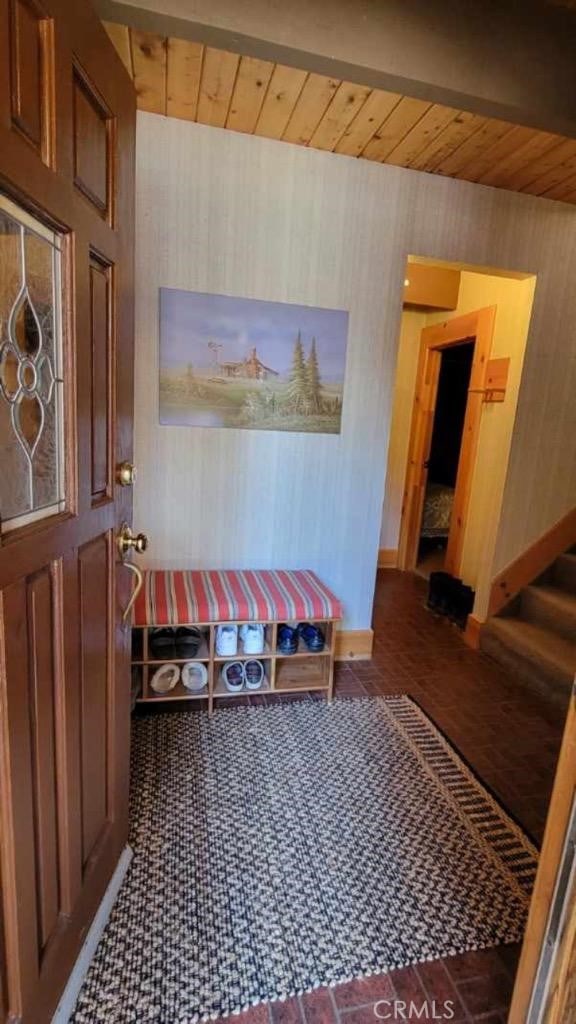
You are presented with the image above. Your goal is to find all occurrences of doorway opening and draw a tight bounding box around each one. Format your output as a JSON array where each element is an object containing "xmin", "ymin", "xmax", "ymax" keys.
[
  {"xmin": 416, "ymin": 339, "xmax": 474, "ymax": 578},
  {"xmin": 380, "ymin": 257, "xmax": 537, "ymax": 622}
]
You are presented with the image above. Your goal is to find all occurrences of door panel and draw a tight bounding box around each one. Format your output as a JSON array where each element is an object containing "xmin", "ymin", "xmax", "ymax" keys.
[
  {"xmin": 0, "ymin": 0, "xmax": 135, "ymax": 1019},
  {"xmin": 79, "ymin": 533, "xmax": 110, "ymax": 867},
  {"xmin": 0, "ymin": 904, "xmax": 7, "ymax": 1020},
  {"xmin": 1, "ymin": 576, "xmax": 45, "ymax": 1012},
  {"xmin": 89, "ymin": 253, "xmax": 113, "ymax": 504},
  {"xmin": 26, "ymin": 566, "xmax": 60, "ymax": 953},
  {"xmin": 72, "ymin": 63, "xmax": 113, "ymax": 218},
  {"xmin": 9, "ymin": 0, "xmax": 53, "ymax": 162}
]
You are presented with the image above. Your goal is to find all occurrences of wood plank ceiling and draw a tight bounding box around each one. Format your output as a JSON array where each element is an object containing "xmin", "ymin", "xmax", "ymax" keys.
[{"xmin": 103, "ymin": 21, "xmax": 576, "ymax": 205}]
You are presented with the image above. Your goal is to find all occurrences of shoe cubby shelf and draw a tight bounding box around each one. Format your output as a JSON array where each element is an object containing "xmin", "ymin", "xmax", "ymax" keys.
[
  {"xmin": 132, "ymin": 619, "xmax": 337, "ymax": 714},
  {"xmin": 132, "ymin": 638, "xmax": 211, "ymax": 665}
]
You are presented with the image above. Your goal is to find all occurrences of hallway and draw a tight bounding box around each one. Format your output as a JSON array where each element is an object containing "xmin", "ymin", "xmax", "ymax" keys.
[{"xmin": 351, "ymin": 570, "xmax": 564, "ymax": 846}]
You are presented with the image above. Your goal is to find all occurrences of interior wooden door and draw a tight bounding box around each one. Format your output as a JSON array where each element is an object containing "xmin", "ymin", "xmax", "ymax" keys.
[
  {"xmin": 0, "ymin": 2, "xmax": 135, "ymax": 1020},
  {"xmin": 398, "ymin": 343, "xmax": 441, "ymax": 571},
  {"xmin": 397, "ymin": 307, "xmax": 495, "ymax": 573}
]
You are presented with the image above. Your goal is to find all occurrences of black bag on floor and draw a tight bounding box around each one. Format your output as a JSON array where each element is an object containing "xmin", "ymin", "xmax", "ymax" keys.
[{"xmin": 427, "ymin": 572, "xmax": 475, "ymax": 628}]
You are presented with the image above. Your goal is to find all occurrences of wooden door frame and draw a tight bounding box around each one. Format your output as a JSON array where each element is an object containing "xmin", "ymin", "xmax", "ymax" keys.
[
  {"xmin": 397, "ymin": 306, "xmax": 496, "ymax": 574},
  {"xmin": 508, "ymin": 687, "xmax": 576, "ymax": 1023}
]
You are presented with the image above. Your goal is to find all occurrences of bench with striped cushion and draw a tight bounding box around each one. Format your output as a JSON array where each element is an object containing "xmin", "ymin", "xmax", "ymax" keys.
[{"xmin": 133, "ymin": 569, "xmax": 342, "ymax": 626}]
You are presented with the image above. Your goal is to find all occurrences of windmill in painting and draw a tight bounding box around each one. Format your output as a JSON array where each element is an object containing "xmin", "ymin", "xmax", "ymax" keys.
[{"xmin": 159, "ymin": 289, "xmax": 348, "ymax": 433}]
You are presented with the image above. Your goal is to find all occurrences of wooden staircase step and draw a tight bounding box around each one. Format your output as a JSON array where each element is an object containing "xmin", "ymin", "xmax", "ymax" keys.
[
  {"xmin": 521, "ymin": 584, "xmax": 576, "ymax": 643},
  {"xmin": 480, "ymin": 617, "xmax": 575, "ymax": 709}
]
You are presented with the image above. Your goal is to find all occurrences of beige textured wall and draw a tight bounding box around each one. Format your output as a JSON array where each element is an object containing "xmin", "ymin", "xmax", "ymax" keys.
[{"xmin": 134, "ymin": 111, "xmax": 576, "ymax": 630}]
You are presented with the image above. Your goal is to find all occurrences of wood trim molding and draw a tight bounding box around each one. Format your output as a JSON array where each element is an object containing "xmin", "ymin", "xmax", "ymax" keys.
[
  {"xmin": 397, "ymin": 306, "xmax": 496, "ymax": 575},
  {"xmin": 509, "ymin": 692, "xmax": 576, "ymax": 1023},
  {"xmin": 334, "ymin": 629, "xmax": 373, "ymax": 661},
  {"xmin": 543, "ymin": 880, "xmax": 576, "ymax": 1024},
  {"xmin": 377, "ymin": 548, "xmax": 397, "ymax": 569},
  {"xmin": 489, "ymin": 505, "xmax": 576, "ymax": 617},
  {"xmin": 463, "ymin": 613, "xmax": 482, "ymax": 649}
]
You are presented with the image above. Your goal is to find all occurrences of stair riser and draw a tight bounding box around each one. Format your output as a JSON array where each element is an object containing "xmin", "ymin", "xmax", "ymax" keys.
[
  {"xmin": 521, "ymin": 588, "xmax": 576, "ymax": 643},
  {"xmin": 553, "ymin": 555, "xmax": 576, "ymax": 594},
  {"xmin": 480, "ymin": 629, "xmax": 573, "ymax": 710}
]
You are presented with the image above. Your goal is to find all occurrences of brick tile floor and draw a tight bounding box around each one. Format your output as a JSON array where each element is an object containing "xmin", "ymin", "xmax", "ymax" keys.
[{"xmin": 200, "ymin": 571, "xmax": 566, "ymax": 1023}]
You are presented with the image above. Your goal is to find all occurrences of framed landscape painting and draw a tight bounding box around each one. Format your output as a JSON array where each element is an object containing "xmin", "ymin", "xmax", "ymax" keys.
[{"xmin": 159, "ymin": 288, "xmax": 349, "ymax": 433}]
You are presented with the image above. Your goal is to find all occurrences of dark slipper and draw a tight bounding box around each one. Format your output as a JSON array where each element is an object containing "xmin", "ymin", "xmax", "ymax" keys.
[
  {"xmin": 277, "ymin": 623, "xmax": 298, "ymax": 655},
  {"xmin": 175, "ymin": 626, "xmax": 203, "ymax": 659},
  {"xmin": 297, "ymin": 622, "xmax": 325, "ymax": 652},
  {"xmin": 149, "ymin": 627, "xmax": 176, "ymax": 659}
]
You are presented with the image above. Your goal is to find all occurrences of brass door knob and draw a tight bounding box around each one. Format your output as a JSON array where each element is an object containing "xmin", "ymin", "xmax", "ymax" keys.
[
  {"xmin": 117, "ymin": 461, "xmax": 137, "ymax": 486},
  {"xmin": 117, "ymin": 522, "xmax": 148, "ymax": 558}
]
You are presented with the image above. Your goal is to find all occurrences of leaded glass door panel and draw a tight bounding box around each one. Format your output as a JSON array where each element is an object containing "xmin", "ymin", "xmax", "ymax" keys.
[{"xmin": 0, "ymin": 196, "xmax": 65, "ymax": 530}]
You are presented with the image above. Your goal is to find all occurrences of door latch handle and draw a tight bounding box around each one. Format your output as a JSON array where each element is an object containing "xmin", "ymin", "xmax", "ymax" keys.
[{"xmin": 117, "ymin": 522, "xmax": 148, "ymax": 557}]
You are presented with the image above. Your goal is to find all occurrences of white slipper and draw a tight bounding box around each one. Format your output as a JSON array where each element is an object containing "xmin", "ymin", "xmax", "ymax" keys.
[
  {"xmin": 244, "ymin": 659, "xmax": 265, "ymax": 690},
  {"xmin": 150, "ymin": 663, "xmax": 180, "ymax": 694},
  {"xmin": 181, "ymin": 661, "xmax": 208, "ymax": 692}
]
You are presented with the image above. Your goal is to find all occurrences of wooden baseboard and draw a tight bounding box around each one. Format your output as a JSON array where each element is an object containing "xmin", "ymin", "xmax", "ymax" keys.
[
  {"xmin": 378, "ymin": 548, "xmax": 398, "ymax": 569},
  {"xmin": 489, "ymin": 505, "xmax": 576, "ymax": 616},
  {"xmin": 464, "ymin": 614, "xmax": 483, "ymax": 649},
  {"xmin": 335, "ymin": 629, "xmax": 374, "ymax": 661}
]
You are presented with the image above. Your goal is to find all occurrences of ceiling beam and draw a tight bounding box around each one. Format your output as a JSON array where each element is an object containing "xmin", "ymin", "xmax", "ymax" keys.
[{"xmin": 95, "ymin": 0, "xmax": 576, "ymax": 139}]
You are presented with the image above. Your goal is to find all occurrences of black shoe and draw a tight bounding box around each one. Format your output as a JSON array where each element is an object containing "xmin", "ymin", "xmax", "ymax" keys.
[
  {"xmin": 297, "ymin": 622, "xmax": 325, "ymax": 652},
  {"xmin": 175, "ymin": 626, "xmax": 203, "ymax": 658},
  {"xmin": 149, "ymin": 627, "xmax": 176, "ymax": 659},
  {"xmin": 278, "ymin": 624, "xmax": 298, "ymax": 654}
]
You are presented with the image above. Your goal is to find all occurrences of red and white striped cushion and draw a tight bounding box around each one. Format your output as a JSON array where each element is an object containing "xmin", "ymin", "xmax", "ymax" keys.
[{"xmin": 133, "ymin": 569, "xmax": 342, "ymax": 626}]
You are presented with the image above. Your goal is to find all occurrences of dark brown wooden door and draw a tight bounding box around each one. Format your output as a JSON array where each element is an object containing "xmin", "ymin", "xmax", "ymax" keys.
[{"xmin": 0, "ymin": 1, "xmax": 135, "ymax": 1020}]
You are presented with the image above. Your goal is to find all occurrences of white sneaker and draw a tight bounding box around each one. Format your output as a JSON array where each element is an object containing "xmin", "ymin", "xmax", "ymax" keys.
[
  {"xmin": 181, "ymin": 662, "xmax": 208, "ymax": 692},
  {"xmin": 216, "ymin": 624, "xmax": 238, "ymax": 656},
  {"xmin": 240, "ymin": 623, "xmax": 265, "ymax": 654},
  {"xmin": 150, "ymin": 663, "xmax": 180, "ymax": 694}
]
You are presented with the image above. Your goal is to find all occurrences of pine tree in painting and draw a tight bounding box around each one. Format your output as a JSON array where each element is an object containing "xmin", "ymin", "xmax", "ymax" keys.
[
  {"xmin": 286, "ymin": 331, "xmax": 309, "ymax": 412},
  {"xmin": 184, "ymin": 361, "xmax": 205, "ymax": 398},
  {"xmin": 306, "ymin": 337, "xmax": 322, "ymax": 412}
]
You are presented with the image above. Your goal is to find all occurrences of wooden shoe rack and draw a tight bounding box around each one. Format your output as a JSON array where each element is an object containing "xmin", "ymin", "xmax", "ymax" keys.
[{"xmin": 132, "ymin": 619, "xmax": 338, "ymax": 715}]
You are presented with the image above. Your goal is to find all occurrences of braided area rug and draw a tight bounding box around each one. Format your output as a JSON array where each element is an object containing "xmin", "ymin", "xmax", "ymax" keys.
[{"xmin": 72, "ymin": 696, "xmax": 537, "ymax": 1022}]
